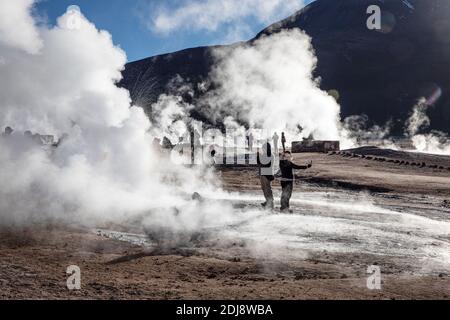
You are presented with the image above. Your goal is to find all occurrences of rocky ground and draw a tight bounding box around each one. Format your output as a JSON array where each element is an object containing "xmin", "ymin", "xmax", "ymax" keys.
[{"xmin": 1, "ymin": 148, "xmax": 450, "ymax": 300}]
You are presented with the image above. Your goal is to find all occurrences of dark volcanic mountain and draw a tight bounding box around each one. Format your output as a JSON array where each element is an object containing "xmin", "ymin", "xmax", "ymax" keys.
[{"xmin": 120, "ymin": 0, "xmax": 450, "ymax": 135}]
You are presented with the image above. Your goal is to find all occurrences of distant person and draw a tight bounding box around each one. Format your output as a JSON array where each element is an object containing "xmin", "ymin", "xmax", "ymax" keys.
[
  {"xmin": 281, "ymin": 132, "xmax": 287, "ymax": 153},
  {"xmin": 248, "ymin": 132, "xmax": 254, "ymax": 152},
  {"xmin": 257, "ymin": 142, "xmax": 275, "ymax": 210},
  {"xmin": 2, "ymin": 126, "xmax": 13, "ymax": 137},
  {"xmin": 24, "ymin": 130, "xmax": 33, "ymax": 139},
  {"xmin": 279, "ymin": 151, "xmax": 312, "ymax": 213},
  {"xmin": 273, "ymin": 132, "xmax": 279, "ymax": 154}
]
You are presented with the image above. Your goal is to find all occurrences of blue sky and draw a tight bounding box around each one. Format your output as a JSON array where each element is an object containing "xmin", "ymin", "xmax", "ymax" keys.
[{"xmin": 35, "ymin": 0, "xmax": 312, "ymax": 62}]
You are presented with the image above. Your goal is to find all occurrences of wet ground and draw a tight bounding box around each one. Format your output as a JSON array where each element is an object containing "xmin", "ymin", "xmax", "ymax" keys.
[{"xmin": 97, "ymin": 187, "xmax": 450, "ymax": 277}]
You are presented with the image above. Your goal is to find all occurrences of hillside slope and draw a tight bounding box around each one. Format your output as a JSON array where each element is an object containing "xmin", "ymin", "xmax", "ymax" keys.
[{"xmin": 120, "ymin": 0, "xmax": 450, "ymax": 135}]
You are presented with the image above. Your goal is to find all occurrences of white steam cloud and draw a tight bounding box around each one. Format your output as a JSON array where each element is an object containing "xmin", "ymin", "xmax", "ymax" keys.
[
  {"xmin": 0, "ymin": 0, "xmax": 42, "ymax": 54},
  {"xmin": 202, "ymin": 29, "xmax": 353, "ymax": 146},
  {"xmin": 406, "ymin": 99, "xmax": 450, "ymax": 155},
  {"xmin": 406, "ymin": 98, "xmax": 430, "ymax": 137},
  {"xmin": 147, "ymin": 29, "xmax": 355, "ymax": 149},
  {"xmin": 148, "ymin": 0, "xmax": 305, "ymax": 42},
  {"xmin": 0, "ymin": 1, "xmax": 227, "ymax": 232}
]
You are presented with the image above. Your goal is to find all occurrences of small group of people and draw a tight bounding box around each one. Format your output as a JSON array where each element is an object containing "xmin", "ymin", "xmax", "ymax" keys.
[
  {"xmin": 247, "ymin": 131, "xmax": 287, "ymax": 153},
  {"xmin": 257, "ymin": 135, "xmax": 312, "ymax": 213}
]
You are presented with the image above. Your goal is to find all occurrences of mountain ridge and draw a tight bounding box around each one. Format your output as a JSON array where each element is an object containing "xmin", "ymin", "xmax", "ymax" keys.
[{"xmin": 120, "ymin": 0, "xmax": 450, "ymax": 135}]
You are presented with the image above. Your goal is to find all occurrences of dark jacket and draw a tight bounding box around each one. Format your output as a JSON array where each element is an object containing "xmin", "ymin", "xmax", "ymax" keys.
[
  {"xmin": 279, "ymin": 160, "xmax": 309, "ymax": 181},
  {"xmin": 257, "ymin": 143, "xmax": 274, "ymax": 181}
]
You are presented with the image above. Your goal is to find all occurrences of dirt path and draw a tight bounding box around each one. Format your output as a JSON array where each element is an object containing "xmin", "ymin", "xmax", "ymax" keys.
[
  {"xmin": 221, "ymin": 151, "xmax": 450, "ymax": 196},
  {"xmin": 0, "ymin": 227, "xmax": 448, "ymax": 300},
  {"xmin": 1, "ymin": 150, "xmax": 450, "ymax": 300}
]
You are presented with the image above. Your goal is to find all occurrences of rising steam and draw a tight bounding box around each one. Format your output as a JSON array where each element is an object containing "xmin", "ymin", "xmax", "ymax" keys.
[
  {"xmin": 206, "ymin": 30, "xmax": 343, "ymax": 138},
  {"xmin": 0, "ymin": 1, "xmax": 227, "ymax": 231},
  {"xmin": 406, "ymin": 99, "xmax": 450, "ymax": 155},
  {"xmin": 149, "ymin": 29, "xmax": 355, "ymax": 148}
]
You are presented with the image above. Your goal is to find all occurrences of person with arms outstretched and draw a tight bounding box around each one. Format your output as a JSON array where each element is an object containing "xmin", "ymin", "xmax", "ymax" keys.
[{"xmin": 279, "ymin": 151, "xmax": 312, "ymax": 213}]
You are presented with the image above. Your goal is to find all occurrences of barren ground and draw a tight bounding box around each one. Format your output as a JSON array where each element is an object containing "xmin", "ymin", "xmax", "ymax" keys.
[{"xmin": 1, "ymin": 148, "xmax": 450, "ymax": 300}]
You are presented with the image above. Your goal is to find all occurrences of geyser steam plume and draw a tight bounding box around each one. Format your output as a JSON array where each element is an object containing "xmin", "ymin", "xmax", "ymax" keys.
[
  {"xmin": 205, "ymin": 30, "xmax": 351, "ymax": 145},
  {"xmin": 0, "ymin": 1, "xmax": 232, "ymax": 231},
  {"xmin": 405, "ymin": 98, "xmax": 450, "ymax": 155},
  {"xmin": 0, "ymin": 0, "xmax": 367, "ymax": 239},
  {"xmin": 149, "ymin": 29, "xmax": 355, "ymax": 149}
]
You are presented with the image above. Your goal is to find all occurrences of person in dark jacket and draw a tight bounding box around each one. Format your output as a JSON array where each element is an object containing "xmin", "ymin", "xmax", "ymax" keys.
[
  {"xmin": 257, "ymin": 142, "xmax": 275, "ymax": 210},
  {"xmin": 281, "ymin": 132, "xmax": 287, "ymax": 153},
  {"xmin": 279, "ymin": 151, "xmax": 312, "ymax": 213}
]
